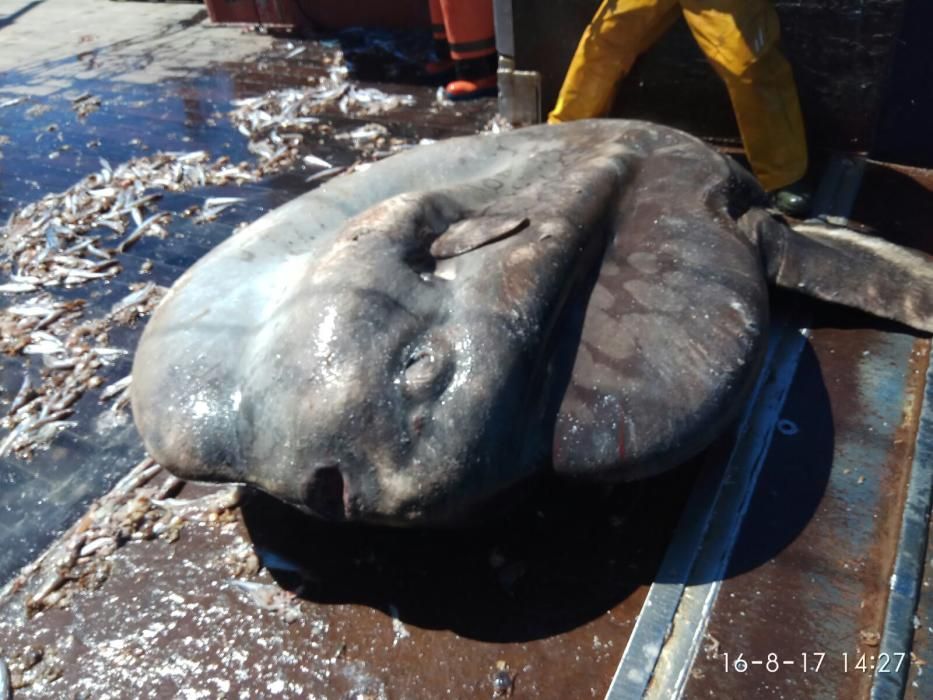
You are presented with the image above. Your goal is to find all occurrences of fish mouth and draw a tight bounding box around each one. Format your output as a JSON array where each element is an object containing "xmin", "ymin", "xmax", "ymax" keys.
[{"xmin": 301, "ymin": 464, "xmax": 352, "ymax": 521}]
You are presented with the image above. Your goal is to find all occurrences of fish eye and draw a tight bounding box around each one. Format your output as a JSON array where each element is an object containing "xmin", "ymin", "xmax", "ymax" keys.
[{"xmin": 402, "ymin": 339, "xmax": 452, "ymax": 400}]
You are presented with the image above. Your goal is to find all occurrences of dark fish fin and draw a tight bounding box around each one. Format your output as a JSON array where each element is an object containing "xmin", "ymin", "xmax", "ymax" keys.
[
  {"xmin": 429, "ymin": 215, "xmax": 530, "ymax": 259},
  {"xmin": 749, "ymin": 211, "xmax": 933, "ymax": 333}
]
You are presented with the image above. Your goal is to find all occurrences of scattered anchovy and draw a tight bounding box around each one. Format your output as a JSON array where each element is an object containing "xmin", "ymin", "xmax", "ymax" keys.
[
  {"xmin": 73, "ymin": 94, "xmax": 102, "ymax": 119},
  {"xmin": 63, "ymin": 268, "xmax": 120, "ymax": 282},
  {"xmin": 92, "ymin": 347, "xmax": 129, "ymax": 358},
  {"xmin": 230, "ymin": 51, "xmax": 416, "ymax": 175},
  {"xmin": 80, "ymin": 535, "xmax": 117, "ymax": 558},
  {"xmin": 0, "ymin": 281, "xmax": 37, "ymax": 293},
  {"xmin": 110, "ymin": 388, "xmax": 132, "ymax": 413},
  {"xmin": 302, "ymin": 154, "xmax": 332, "ymax": 170},
  {"xmin": 204, "ymin": 196, "xmax": 245, "ymax": 208},
  {"xmin": 26, "ymin": 567, "xmax": 69, "ymax": 612},
  {"xmin": 305, "ymin": 165, "xmax": 347, "ymax": 183},
  {"xmin": 0, "ymin": 96, "xmax": 26, "ymax": 109},
  {"xmin": 286, "ymin": 46, "xmax": 307, "ymax": 59},
  {"xmin": 8, "ymin": 304, "xmax": 53, "ymax": 317},
  {"xmin": 110, "ymin": 282, "xmax": 157, "ymax": 316},
  {"xmin": 31, "ymin": 419, "xmax": 78, "ymax": 444},
  {"xmin": 194, "ymin": 196, "xmax": 246, "ymax": 224},
  {"xmin": 23, "ymin": 338, "xmax": 65, "ymax": 355},
  {"xmin": 45, "ymin": 356, "xmax": 78, "ymax": 370},
  {"xmin": 114, "ymin": 212, "xmax": 165, "ymax": 253},
  {"xmin": 100, "ymin": 375, "xmax": 132, "ymax": 401},
  {"xmin": 8, "ymin": 373, "xmax": 35, "ymax": 415},
  {"xmin": 0, "ymin": 45, "xmax": 427, "ymax": 460},
  {"xmin": 229, "ymin": 579, "xmax": 282, "ymax": 606},
  {"xmin": 227, "ymin": 578, "xmax": 302, "ymax": 622},
  {"xmin": 337, "ymin": 123, "xmax": 390, "ymax": 144},
  {"xmin": 482, "ymin": 114, "xmax": 515, "ymax": 135},
  {"xmin": 111, "ymin": 457, "xmax": 159, "ymax": 496},
  {"xmin": 0, "ymin": 423, "xmax": 24, "ymax": 459},
  {"xmin": 87, "ymin": 242, "xmax": 113, "ymax": 260},
  {"xmin": 150, "ymin": 485, "xmax": 243, "ymax": 518}
]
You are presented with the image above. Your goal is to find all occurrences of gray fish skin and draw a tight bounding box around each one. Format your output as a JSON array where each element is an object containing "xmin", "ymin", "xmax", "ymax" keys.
[
  {"xmin": 131, "ymin": 120, "xmax": 933, "ymax": 526},
  {"xmin": 133, "ymin": 123, "xmax": 635, "ymax": 524},
  {"xmin": 752, "ymin": 213, "xmax": 933, "ymax": 333}
]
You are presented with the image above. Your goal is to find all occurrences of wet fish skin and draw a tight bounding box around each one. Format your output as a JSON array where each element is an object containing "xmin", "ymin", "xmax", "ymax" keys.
[{"xmin": 132, "ymin": 119, "xmax": 933, "ymax": 528}]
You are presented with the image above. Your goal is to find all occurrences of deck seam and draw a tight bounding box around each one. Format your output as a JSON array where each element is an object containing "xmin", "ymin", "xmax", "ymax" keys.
[{"xmin": 871, "ymin": 345, "xmax": 933, "ymax": 700}]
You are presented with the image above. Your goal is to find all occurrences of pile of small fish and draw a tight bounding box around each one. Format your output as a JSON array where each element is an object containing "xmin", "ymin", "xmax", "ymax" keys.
[
  {"xmin": 230, "ymin": 50, "xmax": 416, "ymax": 174},
  {"xmin": 0, "ymin": 159, "xmax": 276, "ymax": 459},
  {"xmin": 0, "ymin": 49, "xmax": 450, "ymax": 461},
  {"xmin": 0, "ymin": 283, "xmax": 166, "ymax": 459},
  {"xmin": 0, "ymin": 150, "xmax": 261, "ymax": 294}
]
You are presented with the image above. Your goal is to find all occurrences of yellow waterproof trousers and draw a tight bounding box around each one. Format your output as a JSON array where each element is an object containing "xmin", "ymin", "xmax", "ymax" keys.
[{"xmin": 548, "ymin": 0, "xmax": 807, "ymax": 191}]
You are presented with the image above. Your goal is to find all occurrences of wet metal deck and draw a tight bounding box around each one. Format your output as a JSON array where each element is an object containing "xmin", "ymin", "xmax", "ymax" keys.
[{"xmin": 0, "ymin": 3, "xmax": 932, "ymax": 698}]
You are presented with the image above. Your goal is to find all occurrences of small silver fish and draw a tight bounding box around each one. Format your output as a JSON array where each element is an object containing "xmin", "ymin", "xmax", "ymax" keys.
[
  {"xmin": 100, "ymin": 375, "xmax": 132, "ymax": 400},
  {"xmin": 302, "ymin": 154, "xmax": 332, "ymax": 170},
  {"xmin": 111, "ymin": 283, "xmax": 156, "ymax": 316},
  {"xmin": 305, "ymin": 166, "xmax": 347, "ymax": 183},
  {"xmin": 114, "ymin": 213, "xmax": 164, "ymax": 253}
]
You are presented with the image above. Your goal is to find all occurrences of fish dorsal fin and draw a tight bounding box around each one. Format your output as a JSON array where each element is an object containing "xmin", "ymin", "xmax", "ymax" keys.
[{"xmin": 430, "ymin": 215, "xmax": 530, "ymax": 259}]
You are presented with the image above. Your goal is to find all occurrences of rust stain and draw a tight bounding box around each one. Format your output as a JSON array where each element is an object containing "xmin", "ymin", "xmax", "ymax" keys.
[
  {"xmin": 851, "ymin": 336, "xmax": 930, "ymax": 698},
  {"xmin": 683, "ymin": 324, "xmax": 928, "ymax": 700}
]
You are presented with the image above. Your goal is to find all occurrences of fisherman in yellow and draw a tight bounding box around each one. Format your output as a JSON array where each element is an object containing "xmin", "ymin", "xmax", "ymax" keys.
[{"xmin": 549, "ymin": 0, "xmax": 811, "ymax": 217}]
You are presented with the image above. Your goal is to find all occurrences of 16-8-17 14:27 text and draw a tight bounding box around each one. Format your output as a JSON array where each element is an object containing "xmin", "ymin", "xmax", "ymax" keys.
[{"xmin": 722, "ymin": 652, "xmax": 907, "ymax": 673}]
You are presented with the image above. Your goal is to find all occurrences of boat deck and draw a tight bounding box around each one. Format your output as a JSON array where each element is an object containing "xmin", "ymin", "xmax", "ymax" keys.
[{"xmin": 0, "ymin": 2, "xmax": 930, "ymax": 698}]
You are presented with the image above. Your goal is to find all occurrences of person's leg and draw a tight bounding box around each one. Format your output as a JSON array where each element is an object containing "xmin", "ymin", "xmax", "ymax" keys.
[
  {"xmin": 548, "ymin": 0, "xmax": 680, "ymax": 124},
  {"xmin": 440, "ymin": 0, "xmax": 498, "ymax": 100},
  {"xmin": 681, "ymin": 0, "xmax": 808, "ymax": 195},
  {"xmin": 427, "ymin": 0, "xmax": 455, "ymax": 78}
]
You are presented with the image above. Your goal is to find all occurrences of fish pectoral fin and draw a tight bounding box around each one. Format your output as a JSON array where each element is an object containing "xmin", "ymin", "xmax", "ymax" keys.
[
  {"xmin": 429, "ymin": 215, "xmax": 530, "ymax": 259},
  {"xmin": 757, "ymin": 214, "xmax": 933, "ymax": 334}
]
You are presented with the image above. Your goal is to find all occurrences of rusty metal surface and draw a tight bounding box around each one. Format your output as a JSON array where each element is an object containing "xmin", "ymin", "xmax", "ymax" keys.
[
  {"xmin": 0, "ymin": 468, "xmax": 698, "ymax": 697},
  {"xmin": 678, "ymin": 159, "xmax": 933, "ymax": 699},
  {"xmin": 853, "ymin": 162, "xmax": 933, "ymax": 257},
  {"xmin": 682, "ymin": 325, "xmax": 928, "ymax": 699},
  {"xmin": 860, "ymin": 162, "xmax": 933, "ymax": 700},
  {"xmin": 875, "ymin": 327, "xmax": 933, "ymax": 699}
]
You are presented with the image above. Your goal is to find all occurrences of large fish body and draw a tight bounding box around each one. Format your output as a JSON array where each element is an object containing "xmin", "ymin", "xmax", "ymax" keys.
[{"xmin": 131, "ymin": 120, "xmax": 933, "ymax": 525}]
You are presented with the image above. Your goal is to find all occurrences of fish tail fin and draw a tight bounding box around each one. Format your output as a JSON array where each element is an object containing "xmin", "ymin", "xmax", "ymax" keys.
[{"xmin": 749, "ymin": 212, "xmax": 933, "ymax": 333}]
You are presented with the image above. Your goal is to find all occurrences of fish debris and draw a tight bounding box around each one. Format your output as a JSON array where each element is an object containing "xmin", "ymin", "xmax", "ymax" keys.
[{"xmin": 0, "ymin": 42, "xmax": 430, "ymax": 460}]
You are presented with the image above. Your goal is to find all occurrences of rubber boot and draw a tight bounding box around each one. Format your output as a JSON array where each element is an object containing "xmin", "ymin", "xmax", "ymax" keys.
[
  {"xmin": 438, "ymin": 0, "xmax": 497, "ymax": 100},
  {"xmin": 444, "ymin": 54, "xmax": 498, "ymax": 100}
]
